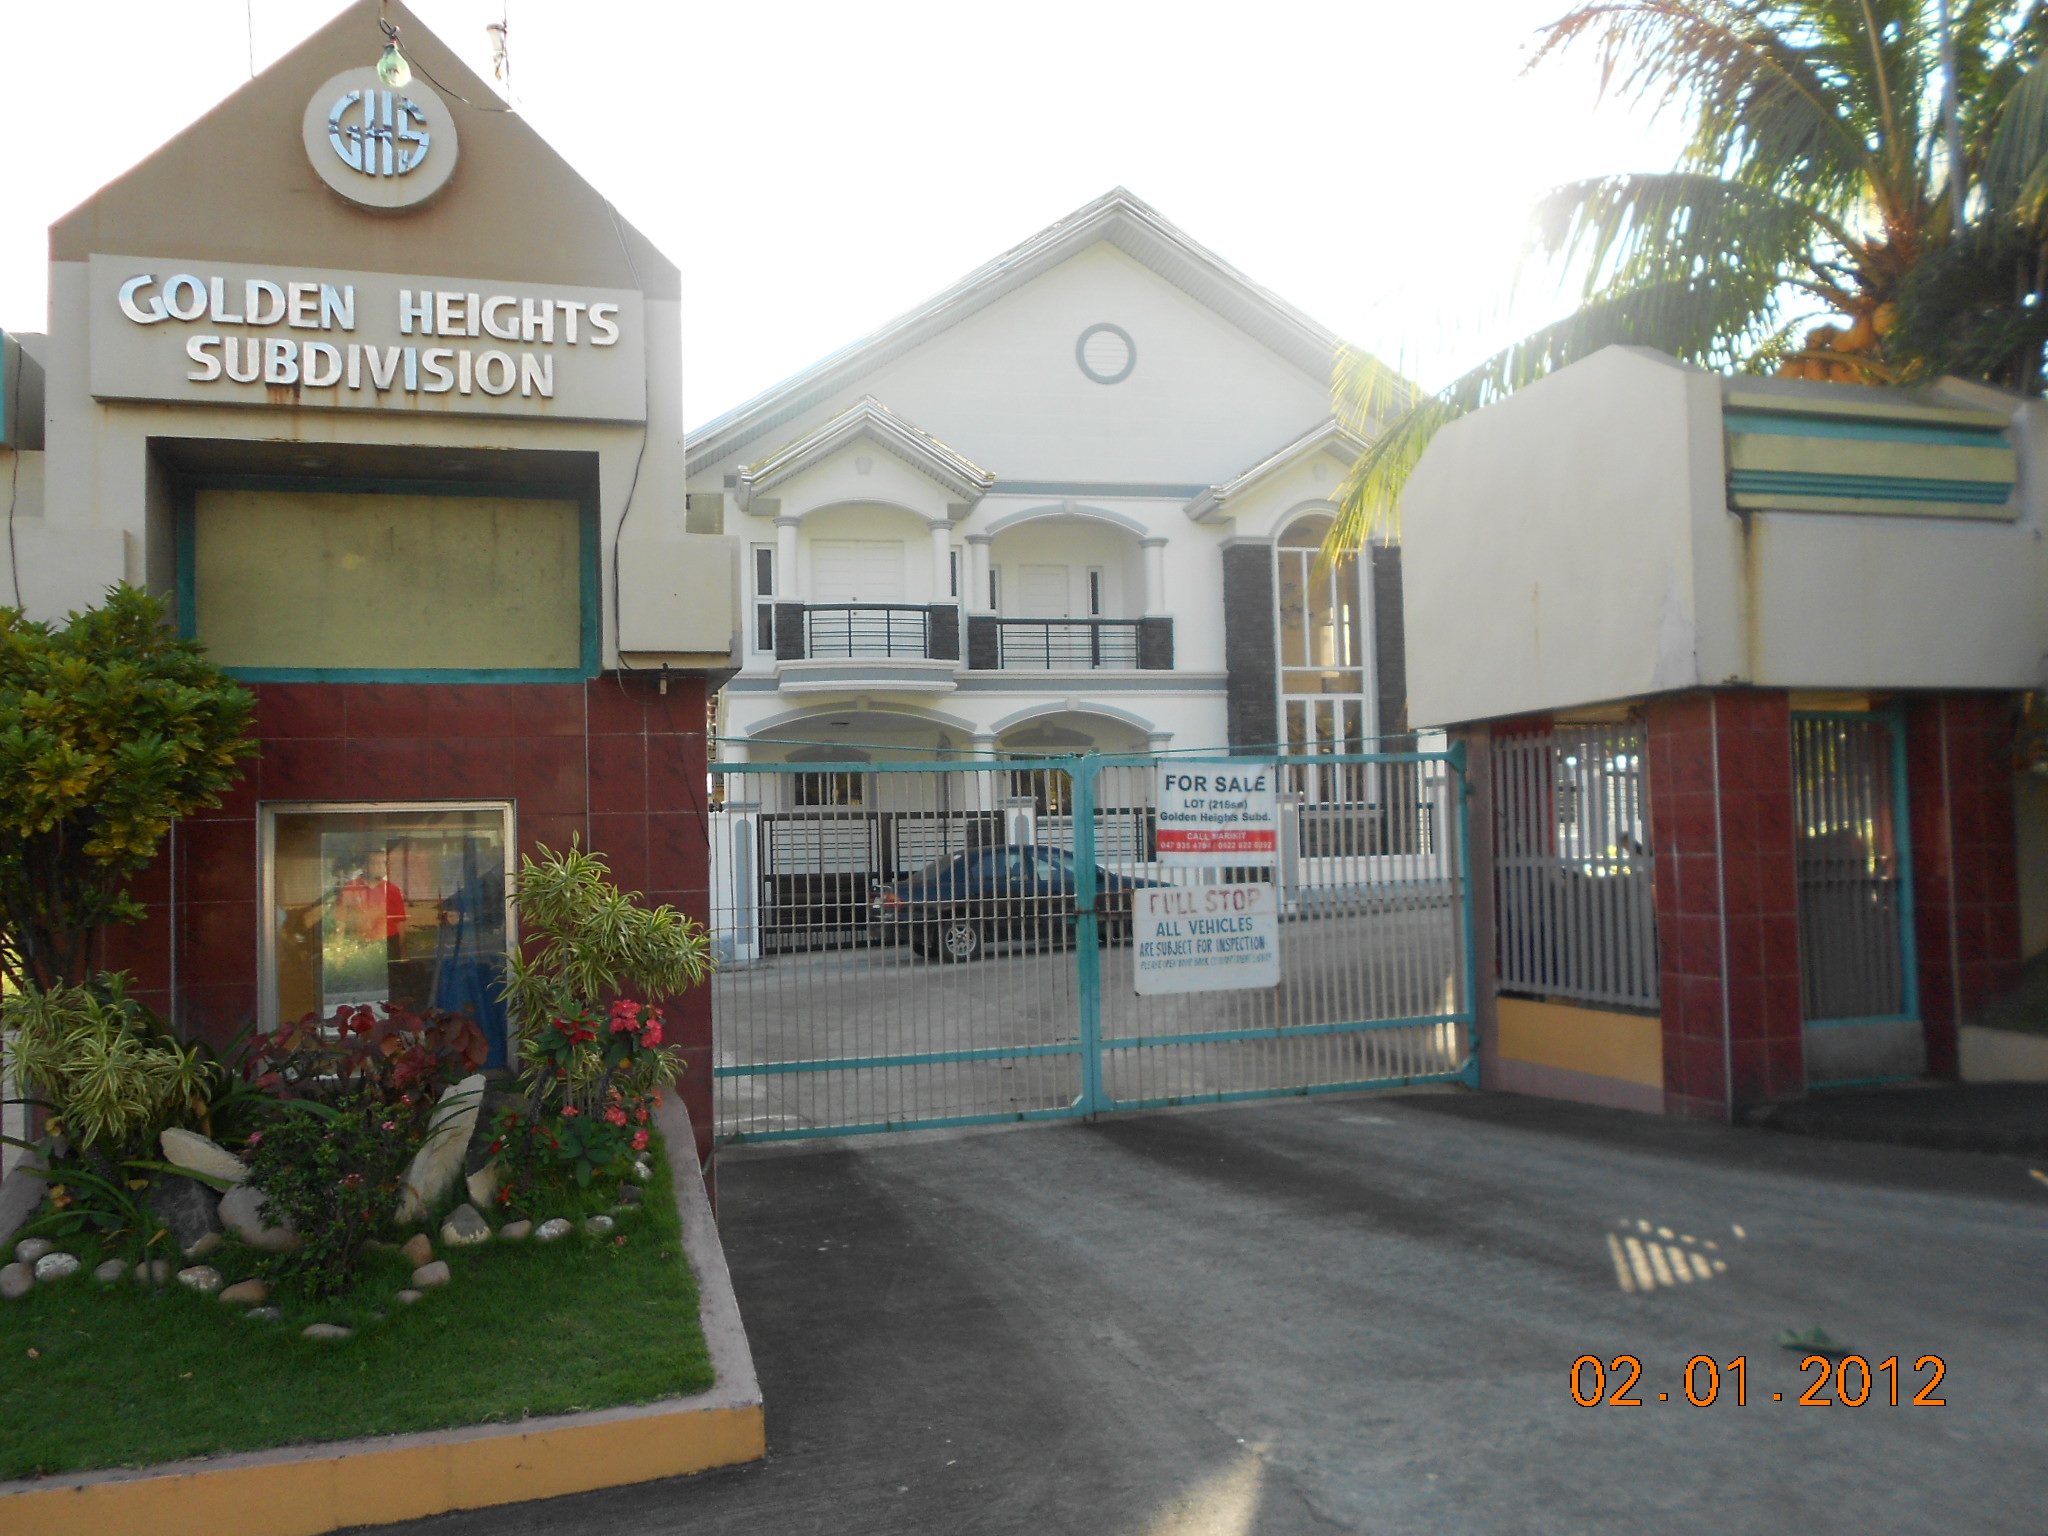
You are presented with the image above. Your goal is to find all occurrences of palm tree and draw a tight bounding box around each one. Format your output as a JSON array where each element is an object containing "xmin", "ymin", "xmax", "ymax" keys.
[{"xmin": 1330, "ymin": 0, "xmax": 2048, "ymax": 557}]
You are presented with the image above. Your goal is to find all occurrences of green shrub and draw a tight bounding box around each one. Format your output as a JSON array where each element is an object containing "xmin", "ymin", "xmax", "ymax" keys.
[{"xmin": 243, "ymin": 1097, "xmax": 426, "ymax": 1300}]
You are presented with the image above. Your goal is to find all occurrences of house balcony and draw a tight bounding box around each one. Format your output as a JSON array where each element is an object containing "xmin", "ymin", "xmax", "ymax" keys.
[
  {"xmin": 965, "ymin": 616, "xmax": 1173, "ymax": 671},
  {"xmin": 771, "ymin": 602, "xmax": 960, "ymax": 696}
]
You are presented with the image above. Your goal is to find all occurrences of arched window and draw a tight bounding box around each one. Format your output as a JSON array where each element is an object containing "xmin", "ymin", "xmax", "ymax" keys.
[{"xmin": 1275, "ymin": 514, "xmax": 1370, "ymax": 800}]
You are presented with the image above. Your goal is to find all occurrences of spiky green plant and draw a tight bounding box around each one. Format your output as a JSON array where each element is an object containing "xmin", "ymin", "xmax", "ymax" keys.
[
  {"xmin": 1331, "ymin": 0, "xmax": 2048, "ymax": 557},
  {"xmin": 3, "ymin": 975, "xmax": 212, "ymax": 1160}
]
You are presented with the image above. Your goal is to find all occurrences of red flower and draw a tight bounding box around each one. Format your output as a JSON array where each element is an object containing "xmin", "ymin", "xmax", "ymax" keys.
[
  {"xmin": 604, "ymin": 1106, "xmax": 628, "ymax": 1127},
  {"xmin": 631, "ymin": 1129, "xmax": 650, "ymax": 1151},
  {"xmin": 246, "ymin": 1132, "xmax": 264, "ymax": 1148},
  {"xmin": 561, "ymin": 1104, "xmax": 580, "ymax": 1118},
  {"xmin": 640, "ymin": 1023, "xmax": 663, "ymax": 1047},
  {"xmin": 635, "ymin": 1108, "xmax": 649, "ymax": 1125},
  {"xmin": 381, "ymin": 1120, "xmax": 397, "ymax": 1132},
  {"xmin": 487, "ymin": 1139, "xmax": 504, "ymax": 1154}
]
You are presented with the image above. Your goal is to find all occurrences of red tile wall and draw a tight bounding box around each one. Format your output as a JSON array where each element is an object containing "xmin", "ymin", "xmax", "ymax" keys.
[
  {"xmin": 1644, "ymin": 689, "xmax": 1803, "ymax": 1119},
  {"xmin": 1905, "ymin": 694, "xmax": 2024, "ymax": 1077},
  {"xmin": 100, "ymin": 673, "xmax": 718, "ymax": 1162}
]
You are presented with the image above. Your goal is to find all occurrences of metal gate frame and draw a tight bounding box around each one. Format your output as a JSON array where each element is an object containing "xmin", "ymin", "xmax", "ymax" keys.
[
  {"xmin": 711, "ymin": 746, "xmax": 1479, "ymax": 1141},
  {"xmin": 1793, "ymin": 706, "xmax": 1921, "ymax": 1088}
]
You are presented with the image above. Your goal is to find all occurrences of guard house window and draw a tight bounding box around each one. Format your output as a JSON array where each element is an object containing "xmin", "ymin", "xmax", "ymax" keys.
[
  {"xmin": 1276, "ymin": 513, "xmax": 1370, "ymax": 805},
  {"xmin": 752, "ymin": 546, "xmax": 776, "ymax": 652},
  {"xmin": 262, "ymin": 803, "xmax": 514, "ymax": 1065}
]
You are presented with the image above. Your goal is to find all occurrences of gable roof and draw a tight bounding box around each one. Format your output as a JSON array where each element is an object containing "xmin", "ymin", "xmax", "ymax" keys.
[
  {"xmin": 51, "ymin": 0, "xmax": 677, "ymax": 299},
  {"xmin": 687, "ymin": 188, "xmax": 1351, "ymax": 476},
  {"xmin": 734, "ymin": 396, "xmax": 994, "ymax": 511},
  {"xmin": 1184, "ymin": 417, "xmax": 1368, "ymax": 523}
]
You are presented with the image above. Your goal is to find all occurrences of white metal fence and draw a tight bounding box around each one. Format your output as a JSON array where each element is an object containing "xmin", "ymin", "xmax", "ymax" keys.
[{"xmin": 1493, "ymin": 725, "xmax": 1660, "ymax": 1009}]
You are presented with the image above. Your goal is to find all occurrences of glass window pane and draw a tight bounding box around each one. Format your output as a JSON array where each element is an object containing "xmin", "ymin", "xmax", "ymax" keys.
[{"xmin": 270, "ymin": 806, "xmax": 511, "ymax": 1066}]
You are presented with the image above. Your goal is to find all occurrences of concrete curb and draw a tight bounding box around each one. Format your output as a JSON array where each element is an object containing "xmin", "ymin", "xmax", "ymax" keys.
[{"xmin": 0, "ymin": 1105, "xmax": 764, "ymax": 1536}]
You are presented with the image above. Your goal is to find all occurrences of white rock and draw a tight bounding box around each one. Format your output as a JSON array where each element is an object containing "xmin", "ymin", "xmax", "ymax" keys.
[
  {"xmin": 583, "ymin": 1214, "xmax": 615, "ymax": 1237},
  {"xmin": 245, "ymin": 1306, "xmax": 283, "ymax": 1322},
  {"xmin": 0, "ymin": 1262, "xmax": 32, "ymax": 1300},
  {"xmin": 534, "ymin": 1218, "xmax": 573, "ymax": 1242},
  {"xmin": 219, "ymin": 1185, "xmax": 297, "ymax": 1253},
  {"xmin": 160, "ymin": 1127, "xmax": 251, "ymax": 1187},
  {"xmin": 632, "ymin": 1160, "xmax": 652, "ymax": 1182},
  {"xmin": 395, "ymin": 1074, "xmax": 487, "ymax": 1224},
  {"xmin": 133, "ymin": 1259, "xmax": 172, "ymax": 1286},
  {"xmin": 412, "ymin": 1259, "xmax": 451, "ymax": 1288},
  {"xmin": 464, "ymin": 1159, "xmax": 499, "ymax": 1207},
  {"xmin": 183, "ymin": 1232, "xmax": 222, "ymax": 1261},
  {"xmin": 176, "ymin": 1265, "xmax": 223, "ymax": 1293},
  {"xmin": 302, "ymin": 1323, "xmax": 353, "ymax": 1340},
  {"xmin": 93, "ymin": 1258, "xmax": 127, "ymax": 1284},
  {"xmin": 33, "ymin": 1252, "xmax": 79, "ymax": 1282},
  {"xmin": 13, "ymin": 1238, "xmax": 51, "ymax": 1265},
  {"xmin": 440, "ymin": 1203, "xmax": 490, "ymax": 1247},
  {"xmin": 499, "ymin": 1220, "xmax": 533, "ymax": 1241},
  {"xmin": 394, "ymin": 1288, "xmax": 423, "ymax": 1304}
]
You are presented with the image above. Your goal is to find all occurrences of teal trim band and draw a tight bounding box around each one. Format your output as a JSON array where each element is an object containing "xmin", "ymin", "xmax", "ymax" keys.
[
  {"xmin": 1100, "ymin": 1012, "xmax": 1464, "ymax": 1052},
  {"xmin": 1724, "ymin": 409, "xmax": 2007, "ymax": 448},
  {"xmin": 715, "ymin": 1042, "xmax": 1081, "ymax": 1077},
  {"xmin": 1730, "ymin": 468, "xmax": 2012, "ymax": 503},
  {"xmin": 714, "ymin": 750, "xmax": 1459, "ymax": 775},
  {"xmin": 1103, "ymin": 1072, "xmax": 1468, "ymax": 1113},
  {"xmin": 173, "ymin": 474, "xmax": 601, "ymax": 683}
]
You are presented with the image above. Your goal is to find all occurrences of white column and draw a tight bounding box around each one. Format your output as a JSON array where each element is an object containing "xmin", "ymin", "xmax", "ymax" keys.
[
  {"xmin": 930, "ymin": 521, "xmax": 955, "ymax": 600},
  {"xmin": 967, "ymin": 535, "xmax": 994, "ymax": 614},
  {"xmin": 774, "ymin": 517, "xmax": 801, "ymax": 599},
  {"xmin": 1141, "ymin": 537, "xmax": 1169, "ymax": 616}
]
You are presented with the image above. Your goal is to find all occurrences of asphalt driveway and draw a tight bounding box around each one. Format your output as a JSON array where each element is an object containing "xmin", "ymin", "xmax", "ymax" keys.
[{"xmin": 374, "ymin": 1090, "xmax": 2048, "ymax": 1535}]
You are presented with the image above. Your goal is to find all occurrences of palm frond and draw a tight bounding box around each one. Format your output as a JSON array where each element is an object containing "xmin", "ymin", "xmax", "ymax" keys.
[{"xmin": 1530, "ymin": 171, "xmax": 1834, "ymax": 297}]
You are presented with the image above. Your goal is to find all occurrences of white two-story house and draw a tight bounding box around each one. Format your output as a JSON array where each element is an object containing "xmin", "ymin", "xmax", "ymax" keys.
[{"xmin": 685, "ymin": 189, "xmax": 1403, "ymax": 784}]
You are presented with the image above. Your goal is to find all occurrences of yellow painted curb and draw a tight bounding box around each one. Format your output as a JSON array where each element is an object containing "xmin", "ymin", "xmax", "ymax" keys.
[{"xmin": 0, "ymin": 1101, "xmax": 764, "ymax": 1535}]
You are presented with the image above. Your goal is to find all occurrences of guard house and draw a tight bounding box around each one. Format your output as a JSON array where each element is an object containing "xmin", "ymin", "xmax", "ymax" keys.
[
  {"xmin": 1400, "ymin": 345, "xmax": 2045, "ymax": 1117},
  {"xmin": 0, "ymin": 3, "xmax": 734, "ymax": 1159}
]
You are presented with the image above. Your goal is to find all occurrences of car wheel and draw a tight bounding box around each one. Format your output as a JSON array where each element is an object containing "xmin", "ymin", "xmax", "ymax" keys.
[{"xmin": 937, "ymin": 917, "xmax": 982, "ymax": 963}]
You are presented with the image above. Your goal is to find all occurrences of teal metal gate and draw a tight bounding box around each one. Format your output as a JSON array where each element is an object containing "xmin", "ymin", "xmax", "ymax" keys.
[{"xmin": 709, "ymin": 748, "xmax": 1478, "ymax": 1143}]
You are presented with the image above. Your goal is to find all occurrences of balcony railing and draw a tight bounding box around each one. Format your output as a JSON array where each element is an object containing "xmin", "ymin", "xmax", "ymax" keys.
[
  {"xmin": 774, "ymin": 603, "xmax": 960, "ymax": 661},
  {"xmin": 966, "ymin": 616, "xmax": 1173, "ymax": 671}
]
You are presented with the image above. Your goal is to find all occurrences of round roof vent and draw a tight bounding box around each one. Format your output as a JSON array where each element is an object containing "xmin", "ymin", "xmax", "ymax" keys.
[{"xmin": 1076, "ymin": 323, "xmax": 1136, "ymax": 385}]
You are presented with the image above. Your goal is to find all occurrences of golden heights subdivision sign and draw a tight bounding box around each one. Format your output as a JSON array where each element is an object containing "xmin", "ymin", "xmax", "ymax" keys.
[{"xmin": 87, "ymin": 253, "xmax": 647, "ymax": 423}]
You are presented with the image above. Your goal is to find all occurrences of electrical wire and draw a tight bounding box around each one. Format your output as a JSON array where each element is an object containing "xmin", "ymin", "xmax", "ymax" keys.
[
  {"xmin": 379, "ymin": 17, "xmax": 515, "ymax": 112},
  {"xmin": 601, "ymin": 198, "xmax": 652, "ymax": 674}
]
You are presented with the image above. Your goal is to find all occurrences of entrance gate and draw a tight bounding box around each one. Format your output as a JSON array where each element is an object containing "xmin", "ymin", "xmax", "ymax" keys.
[{"xmin": 709, "ymin": 748, "xmax": 1478, "ymax": 1143}]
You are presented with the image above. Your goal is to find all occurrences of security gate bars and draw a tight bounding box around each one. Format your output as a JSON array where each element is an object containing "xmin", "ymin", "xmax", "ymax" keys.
[{"xmin": 708, "ymin": 748, "xmax": 1477, "ymax": 1142}]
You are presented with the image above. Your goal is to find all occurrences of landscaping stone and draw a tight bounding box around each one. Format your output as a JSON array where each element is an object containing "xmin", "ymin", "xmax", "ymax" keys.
[
  {"xmin": 0, "ymin": 1262, "xmax": 32, "ymax": 1300},
  {"xmin": 93, "ymin": 1258, "xmax": 127, "ymax": 1284},
  {"xmin": 618, "ymin": 1184, "xmax": 643, "ymax": 1206},
  {"xmin": 400, "ymin": 1232, "xmax": 434, "ymax": 1267},
  {"xmin": 177, "ymin": 1265, "xmax": 223, "ymax": 1294},
  {"xmin": 219, "ymin": 1185, "xmax": 297, "ymax": 1253},
  {"xmin": 218, "ymin": 1278, "xmax": 268, "ymax": 1305},
  {"xmin": 584, "ymin": 1214, "xmax": 615, "ymax": 1237},
  {"xmin": 535, "ymin": 1218, "xmax": 573, "ymax": 1242},
  {"xmin": 245, "ymin": 1306, "xmax": 282, "ymax": 1322},
  {"xmin": 33, "ymin": 1252, "xmax": 79, "ymax": 1282},
  {"xmin": 440, "ymin": 1203, "xmax": 490, "ymax": 1247},
  {"xmin": 464, "ymin": 1158, "xmax": 499, "ymax": 1207},
  {"xmin": 13, "ymin": 1238, "xmax": 51, "ymax": 1265},
  {"xmin": 395, "ymin": 1073, "xmax": 487, "ymax": 1223},
  {"xmin": 302, "ymin": 1323, "xmax": 353, "ymax": 1340},
  {"xmin": 150, "ymin": 1174, "xmax": 223, "ymax": 1256},
  {"xmin": 133, "ymin": 1259, "xmax": 172, "ymax": 1286},
  {"xmin": 411, "ymin": 1259, "xmax": 451, "ymax": 1288},
  {"xmin": 499, "ymin": 1219, "xmax": 533, "ymax": 1241},
  {"xmin": 160, "ymin": 1127, "xmax": 251, "ymax": 1186},
  {"xmin": 182, "ymin": 1231, "xmax": 222, "ymax": 1261},
  {"xmin": 632, "ymin": 1159, "xmax": 652, "ymax": 1182},
  {"xmin": 394, "ymin": 1288, "xmax": 423, "ymax": 1305}
]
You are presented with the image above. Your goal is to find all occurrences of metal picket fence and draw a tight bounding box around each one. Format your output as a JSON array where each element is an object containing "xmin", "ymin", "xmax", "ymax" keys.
[{"xmin": 707, "ymin": 748, "xmax": 1476, "ymax": 1142}]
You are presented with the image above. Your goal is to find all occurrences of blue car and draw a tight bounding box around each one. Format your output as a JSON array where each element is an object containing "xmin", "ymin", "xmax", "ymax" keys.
[{"xmin": 872, "ymin": 845, "xmax": 1154, "ymax": 962}]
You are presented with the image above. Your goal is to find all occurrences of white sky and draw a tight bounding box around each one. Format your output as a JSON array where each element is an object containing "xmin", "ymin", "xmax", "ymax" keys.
[{"xmin": 3, "ymin": 1, "xmax": 1686, "ymax": 430}]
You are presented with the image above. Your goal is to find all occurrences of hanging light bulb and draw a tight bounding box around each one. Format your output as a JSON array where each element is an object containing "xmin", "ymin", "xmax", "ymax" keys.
[{"xmin": 377, "ymin": 39, "xmax": 411, "ymax": 88}]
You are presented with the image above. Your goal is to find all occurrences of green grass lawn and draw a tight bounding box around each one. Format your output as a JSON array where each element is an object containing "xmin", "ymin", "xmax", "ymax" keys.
[{"xmin": 0, "ymin": 1131, "xmax": 712, "ymax": 1480}]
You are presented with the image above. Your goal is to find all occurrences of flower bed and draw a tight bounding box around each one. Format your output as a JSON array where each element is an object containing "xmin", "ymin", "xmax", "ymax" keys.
[{"xmin": 0, "ymin": 1125, "xmax": 709, "ymax": 1480}]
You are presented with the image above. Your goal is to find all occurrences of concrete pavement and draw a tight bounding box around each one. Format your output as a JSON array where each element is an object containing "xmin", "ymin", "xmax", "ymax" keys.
[{"xmin": 368, "ymin": 1090, "xmax": 2048, "ymax": 1535}]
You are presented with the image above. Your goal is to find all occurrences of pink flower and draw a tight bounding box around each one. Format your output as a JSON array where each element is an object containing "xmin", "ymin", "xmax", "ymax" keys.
[
  {"xmin": 245, "ymin": 1133, "xmax": 264, "ymax": 1149},
  {"xmin": 639, "ymin": 1023, "xmax": 663, "ymax": 1047},
  {"xmin": 604, "ymin": 1106, "xmax": 628, "ymax": 1127},
  {"xmin": 561, "ymin": 1104, "xmax": 580, "ymax": 1118},
  {"xmin": 381, "ymin": 1120, "xmax": 397, "ymax": 1132},
  {"xmin": 631, "ymin": 1129, "xmax": 650, "ymax": 1151}
]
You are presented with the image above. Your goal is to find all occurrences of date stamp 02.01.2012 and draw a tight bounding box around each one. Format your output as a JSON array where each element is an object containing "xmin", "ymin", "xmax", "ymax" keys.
[{"xmin": 1571, "ymin": 1354, "xmax": 1947, "ymax": 1408}]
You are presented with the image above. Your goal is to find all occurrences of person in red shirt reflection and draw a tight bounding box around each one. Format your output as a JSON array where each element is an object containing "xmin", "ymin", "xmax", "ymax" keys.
[{"xmin": 336, "ymin": 848, "xmax": 408, "ymax": 951}]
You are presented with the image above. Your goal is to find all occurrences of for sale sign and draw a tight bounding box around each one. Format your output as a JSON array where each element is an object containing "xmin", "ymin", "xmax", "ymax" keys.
[
  {"xmin": 1133, "ymin": 882, "xmax": 1281, "ymax": 995},
  {"xmin": 1155, "ymin": 761, "xmax": 1277, "ymax": 865}
]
